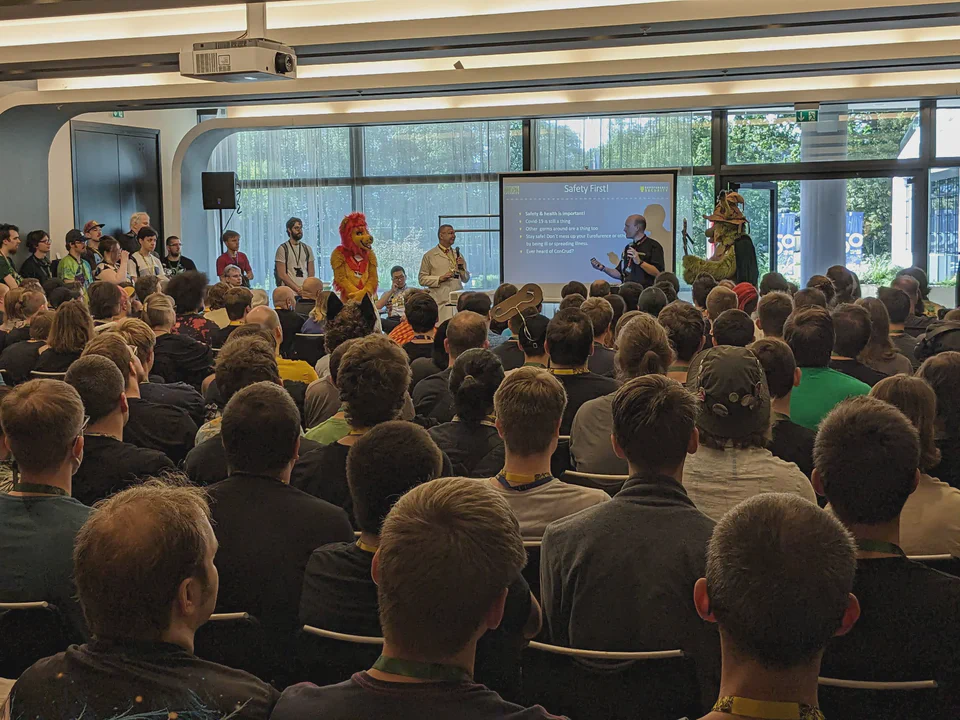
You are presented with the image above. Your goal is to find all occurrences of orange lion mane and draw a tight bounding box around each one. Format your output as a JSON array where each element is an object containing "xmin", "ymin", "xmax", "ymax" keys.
[{"xmin": 338, "ymin": 212, "xmax": 369, "ymax": 254}]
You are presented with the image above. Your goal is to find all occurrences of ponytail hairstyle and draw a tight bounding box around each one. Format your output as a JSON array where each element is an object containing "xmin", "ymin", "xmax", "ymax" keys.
[
  {"xmin": 142, "ymin": 292, "xmax": 176, "ymax": 330},
  {"xmin": 449, "ymin": 348, "xmax": 505, "ymax": 424},
  {"xmin": 614, "ymin": 312, "xmax": 674, "ymax": 381},
  {"xmin": 3, "ymin": 287, "xmax": 25, "ymax": 325}
]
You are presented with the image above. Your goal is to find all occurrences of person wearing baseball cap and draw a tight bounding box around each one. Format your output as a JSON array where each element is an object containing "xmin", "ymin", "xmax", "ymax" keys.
[
  {"xmin": 82, "ymin": 221, "xmax": 105, "ymax": 270},
  {"xmin": 682, "ymin": 346, "xmax": 816, "ymax": 521},
  {"xmin": 58, "ymin": 229, "xmax": 94, "ymax": 298}
]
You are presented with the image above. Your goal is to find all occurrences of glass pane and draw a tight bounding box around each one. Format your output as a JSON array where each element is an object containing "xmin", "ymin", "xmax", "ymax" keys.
[
  {"xmin": 363, "ymin": 121, "xmax": 513, "ymax": 177},
  {"xmin": 937, "ymin": 100, "xmax": 960, "ymax": 157},
  {"xmin": 728, "ymin": 102, "xmax": 919, "ymax": 164},
  {"xmin": 230, "ymin": 127, "xmax": 351, "ymax": 180},
  {"xmin": 929, "ymin": 168, "xmax": 959, "ymax": 286}
]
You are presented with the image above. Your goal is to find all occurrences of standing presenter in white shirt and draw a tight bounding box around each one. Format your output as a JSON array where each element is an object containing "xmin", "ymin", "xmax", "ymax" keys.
[{"xmin": 419, "ymin": 224, "xmax": 470, "ymax": 322}]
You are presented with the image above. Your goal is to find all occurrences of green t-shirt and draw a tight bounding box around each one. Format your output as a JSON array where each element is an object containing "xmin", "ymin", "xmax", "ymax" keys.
[
  {"xmin": 0, "ymin": 253, "xmax": 21, "ymax": 286},
  {"xmin": 58, "ymin": 254, "xmax": 93, "ymax": 290},
  {"xmin": 304, "ymin": 416, "xmax": 350, "ymax": 446},
  {"xmin": 789, "ymin": 366, "xmax": 870, "ymax": 431}
]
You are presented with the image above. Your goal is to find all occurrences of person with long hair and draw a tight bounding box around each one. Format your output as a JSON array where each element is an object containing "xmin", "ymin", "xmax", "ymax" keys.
[
  {"xmin": 34, "ymin": 299, "xmax": 93, "ymax": 373},
  {"xmin": 856, "ymin": 297, "xmax": 913, "ymax": 376},
  {"xmin": 428, "ymin": 348, "xmax": 506, "ymax": 478},
  {"xmin": 302, "ymin": 291, "xmax": 333, "ymax": 335},
  {"xmin": 93, "ymin": 236, "xmax": 130, "ymax": 284}
]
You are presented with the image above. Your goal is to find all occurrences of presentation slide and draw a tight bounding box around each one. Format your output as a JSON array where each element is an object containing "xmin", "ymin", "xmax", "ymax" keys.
[{"xmin": 500, "ymin": 172, "xmax": 675, "ymax": 299}]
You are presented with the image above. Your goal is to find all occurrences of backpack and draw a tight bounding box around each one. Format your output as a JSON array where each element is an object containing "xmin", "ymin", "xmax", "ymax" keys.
[
  {"xmin": 915, "ymin": 321, "xmax": 960, "ymax": 361},
  {"xmin": 274, "ymin": 242, "xmax": 289, "ymax": 287}
]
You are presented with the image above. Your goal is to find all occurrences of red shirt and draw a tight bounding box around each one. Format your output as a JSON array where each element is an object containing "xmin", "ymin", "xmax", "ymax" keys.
[{"xmin": 216, "ymin": 251, "xmax": 252, "ymax": 277}]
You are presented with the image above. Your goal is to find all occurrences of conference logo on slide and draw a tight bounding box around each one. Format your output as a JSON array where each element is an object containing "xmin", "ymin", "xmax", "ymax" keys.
[{"xmin": 504, "ymin": 185, "xmax": 520, "ymax": 195}]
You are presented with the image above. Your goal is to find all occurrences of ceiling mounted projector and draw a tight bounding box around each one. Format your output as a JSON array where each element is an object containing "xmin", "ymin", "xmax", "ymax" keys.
[{"xmin": 180, "ymin": 39, "xmax": 297, "ymax": 83}]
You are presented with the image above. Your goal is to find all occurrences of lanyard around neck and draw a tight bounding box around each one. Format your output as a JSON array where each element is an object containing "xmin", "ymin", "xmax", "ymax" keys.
[
  {"xmin": 495, "ymin": 470, "xmax": 554, "ymax": 492},
  {"xmin": 550, "ymin": 367, "xmax": 588, "ymax": 376},
  {"xmin": 12, "ymin": 482, "xmax": 66, "ymax": 497},
  {"xmin": 372, "ymin": 655, "xmax": 471, "ymax": 683},
  {"xmin": 856, "ymin": 539, "xmax": 905, "ymax": 556},
  {"xmin": 713, "ymin": 696, "xmax": 824, "ymax": 720},
  {"xmin": 356, "ymin": 538, "xmax": 378, "ymax": 554}
]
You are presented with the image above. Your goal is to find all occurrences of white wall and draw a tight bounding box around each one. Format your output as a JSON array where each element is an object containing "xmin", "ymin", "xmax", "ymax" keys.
[{"xmin": 47, "ymin": 108, "xmax": 198, "ymax": 256}]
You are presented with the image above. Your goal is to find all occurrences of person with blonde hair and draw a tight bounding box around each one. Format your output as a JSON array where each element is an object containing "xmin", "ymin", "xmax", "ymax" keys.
[
  {"xmin": 870, "ymin": 375, "xmax": 960, "ymax": 556},
  {"xmin": 34, "ymin": 299, "xmax": 93, "ymax": 373},
  {"xmin": 2, "ymin": 289, "xmax": 47, "ymax": 348},
  {"xmin": 144, "ymin": 292, "xmax": 213, "ymax": 390},
  {"xmin": 302, "ymin": 290, "xmax": 333, "ymax": 335},
  {"xmin": 570, "ymin": 313, "xmax": 673, "ymax": 475}
]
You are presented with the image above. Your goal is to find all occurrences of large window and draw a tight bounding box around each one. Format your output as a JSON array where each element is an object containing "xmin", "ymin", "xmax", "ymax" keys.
[{"xmin": 208, "ymin": 120, "xmax": 520, "ymax": 291}]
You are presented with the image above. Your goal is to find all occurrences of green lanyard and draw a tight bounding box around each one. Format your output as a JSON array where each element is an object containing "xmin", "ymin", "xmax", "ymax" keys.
[
  {"xmin": 372, "ymin": 655, "xmax": 471, "ymax": 683},
  {"xmin": 856, "ymin": 539, "xmax": 905, "ymax": 556},
  {"xmin": 12, "ymin": 482, "xmax": 66, "ymax": 496}
]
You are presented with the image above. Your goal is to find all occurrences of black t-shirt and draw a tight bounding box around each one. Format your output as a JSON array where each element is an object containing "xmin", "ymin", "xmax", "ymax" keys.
[
  {"xmin": 553, "ymin": 371, "xmax": 620, "ymax": 435},
  {"xmin": 934, "ymin": 435, "xmax": 960, "ymax": 490},
  {"xmin": 588, "ymin": 343, "xmax": 616, "ymax": 378},
  {"xmin": 768, "ymin": 413, "xmax": 815, "ymax": 479},
  {"xmin": 212, "ymin": 323, "xmax": 241, "ymax": 349},
  {"xmin": 18, "ymin": 254, "xmax": 52, "ymax": 283},
  {"xmin": 73, "ymin": 434, "xmax": 174, "ymax": 506},
  {"xmin": 0, "ymin": 339, "xmax": 42, "ymax": 384},
  {"xmin": 185, "ymin": 433, "xmax": 327, "ymax": 487},
  {"xmin": 820, "ymin": 557, "xmax": 960, "ymax": 711},
  {"xmin": 140, "ymin": 380, "xmax": 206, "ymax": 426},
  {"xmin": 208, "ymin": 473, "xmax": 353, "ymax": 632},
  {"xmin": 118, "ymin": 231, "xmax": 139, "ymax": 254},
  {"xmin": 830, "ymin": 358, "xmax": 888, "ymax": 387},
  {"xmin": 3, "ymin": 325, "xmax": 30, "ymax": 350},
  {"xmin": 124, "ymin": 397, "xmax": 198, "ymax": 466},
  {"xmin": 905, "ymin": 313, "xmax": 933, "ymax": 338},
  {"xmin": 402, "ymin": 341, "xmax": 435, "ymax": 364},
  {"xmin": 152, "ymin": 332, "xmax": 214, "ymax": 389},
  {"xmin": 615, "ymin": 235, "xmax": 665, "ymax": 288},
  {"xmin": 161, "ymin": 255, "xmax": 198, "ymax": 275},
  {"xmin": 413, "ymin": 367, "xmax": 455, "ymax": 424},
  {"xmin": 277, "ymin": 308, "xmax": 306, "ymax": 358},
  {"xmin": 428, "ymin": 422, "xmax": 505, "ymax": 478},
  {"xmin": 10, "ymin": 639, "xmax": 278, "ymax": 720},
  {"xmin": 34, "ymin": 348, "xmax": 81, "ymax": 374},
  {"xmin": 493, "ymin": 340, "xmax": 526, "ymax": 372},
  {"xmin": 410, "ymin": 356, "xmax": 443, "ymax": 390}
]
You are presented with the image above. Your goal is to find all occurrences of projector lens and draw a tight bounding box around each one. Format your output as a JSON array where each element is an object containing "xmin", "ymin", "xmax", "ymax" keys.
[{"xmin": 275, "ymin": 53, "xmax": 294, "ymax": 74}]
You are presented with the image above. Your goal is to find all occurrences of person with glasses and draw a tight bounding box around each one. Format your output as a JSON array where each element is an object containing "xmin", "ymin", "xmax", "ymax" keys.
[
  {"xmin": 19, "ymin": 230, "xmax": 53, "ymax": 283},
  {"xmin": 276, "ymin": 217, "xmax": 315, "ymax": 296},
  {"xmin": 0, "ymin": 379, "xmax": 92, "ymax": 640},
  {"xmin": 161, "ymin": 235, "xmax": 197, "ymax": 277},
  {"xmin": 58, "ymin": 229, "xmax": 94, "ymax": 296}
]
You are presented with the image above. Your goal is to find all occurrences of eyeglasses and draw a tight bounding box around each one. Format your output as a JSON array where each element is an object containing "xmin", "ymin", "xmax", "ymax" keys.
[{"xmin": 77, "ymin": 415, "xmax": 90, "ymax": 440}]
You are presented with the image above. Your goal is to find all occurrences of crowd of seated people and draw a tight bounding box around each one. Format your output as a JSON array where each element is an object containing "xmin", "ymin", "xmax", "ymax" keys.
[{"xmin": 4, "ymin": 248, "xmax": 960, "ymax": 720}]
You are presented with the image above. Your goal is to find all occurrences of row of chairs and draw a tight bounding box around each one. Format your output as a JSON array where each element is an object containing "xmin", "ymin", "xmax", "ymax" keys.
[{"xmin": 0, "ymin": 369, "xmax": 67, "ymax": 384}]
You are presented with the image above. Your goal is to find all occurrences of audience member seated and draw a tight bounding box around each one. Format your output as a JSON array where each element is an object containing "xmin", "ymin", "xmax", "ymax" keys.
[
  {"xmin": 0, "ymin": 286, "xmax": 24, "ymax": 342},
  {"xmin": 492, "ymin": 308, "xmax": 534, "ymax": 372},
  {"xmin": 918, "ymin": 352, "xmax": 960, "ymax": 489},
  {"xmin": 300, "ymin": 421, "xmax": 444, "ymax": 633},
  {"xmin": 93, "ymin": 236, "xmax": 128, "ymax": 284},
  {"xmin": 273, "ymin": 476, "xmax": 556, "ymax": 720},
  {"xmin": 204, "ymin": 281, "xmax": 231, "ymax": 328},
  {"xmin": 793, "ymin": 287, "xmax": 827, "ymax": 309},
  {"xmin": 683, "ymin": 346, "xmax": 815, "ymax": 520},
  {"xmin": 806, "ymin": 274, "xmax": 836, "ymax": 306},
  {"xmin": 8, "ymin": 480, "xmax": 279, "ymax": 720},
  {"xmin": 511, "ymin": 312, "xmax": 550, "ymax": 371},
  {"xmin": 750, "ymin": 338, "xmax": 815, "ymax": 479},
  {"xmin": 733, "ymin": 282, "xmax": 758, "ymax": 315},
  {"xmin": 401, "ymin": 292, "xmax": 439, "ymax": 363},
  {"xmin": 414, "ymin": 311, "xmax": 489, "ymax": 423},
  {"xmin": 759, "ymin": 271, "xmax": 790, "ymax": 296},
  {"xmin": 305, "ymin": 339, "xmax": 364, "ymax": 446},
  {"xmin": 87, "ymin": 281, "xmax": 125, "ymax": 331},
  {"xmin": 208, "ymin": 381, "xmax": 352, "ymax": 634},
  {"xmin": 857, "ymin": 296, "xmax": 915, "ymax": 376},
  {"xmin": 561, "ymin": 280, "xmax": 587, "ymax": 299},
  {"xmin": 558, "ymin": 293, "xmax": 584, "ymax": 311},
  {"xmin": 580, "ymin": 297, "xmax": 616, "ymax": 377},
  {"xmin": 144, "ymin": 292, "xmax": 213, "ymax": 390},
  {"xmin": 618, "ymin": 281, "xmax": 643, "ymax": 312},
  {"xmin": 34, "ymin": 299, "xmax": 93, "ymax": 374},
  {"xmin": 637, "ymin": 286, "xmax": 668, "ymax": 318},
  {"xmin": 459, "ymin": 291, "xmax": 501, "ymax": 350},
  {"xmin": 299, "ymin": 335, "xmax": 449, "ymax": 518},
  {"xmin": 869, "ymin": 375, "xmax": 960, "ymax": 556},
  {"xmin": 134, "ymin": 273, "xmax": 161, "ymax": 305},
  {"xmin": 827, "ymin": 264, "xmax": 859, "ymax": 305},
  {"xmin": 589, "ymin": 279, "xmax": 610, "ymax": 298},
  {"xmin": 815, "ymin": 396, "xmax": 960, "ymax": 704},
  {"xmin": 488, "ymin": 283, "xmax": 518, "ymax": 342},
  {"xmin": 297, "ymin": 276, "xmax": 324, "ymax": 316},
  {"xmin": 878, "ymin": 286, "xmax": 921, "ymax": 369},
  {"xmin": 694, "ymin": 494, "xmax": 858, "ymax": 720},
  {"xmin": 0, "ymin": 379, "xmax": 91, "ymax": 639},
  {"xmin": 66, "ymin": 356, "xmax": 173, "ymax": 506},
  {"xmin": 19, "ymin": 230, "xmax": 52, "ymax": 283},
  {"xmin": 571, "ymin": 313, "xmax": 672, "ymax": 475},
  {"xmin": 544, "ymin": 308, "xmax": 619, "ymax": 436},
  {"xmin": 692, "ymin": 273, "xmax": 718, "ymax": 314},
  {"xmin": 898, "ymin": 267, "xmax": 944, "ymax": 318},
  {"xmin": 542, "ymin": 375, "xmax": 720, "ymax": 705},
  {"xmin": 785, "ymin": 306, "xmax": 870, "ymax": 430},
  {"xmin": 492, "ymin": 367, "xmax": 608, "ymax": 536},
  {"xmin": 428, "ymin": 349, "xmax": 506, "ymax": 478},
  {"xmin": 47, "ymin": 284, "xmax": 80, "ymax": 308},
  {"xmin": 167, "ymin": 271, "xmax": 219, "ymax": 345},
  {"xmin": 891, "ymin": 273, "xmax": 932, "ymax": 337},
  {"xmin": 654, "ymin": 279, "xmax": 678, "ymax": 304},
  {"xmin": 0, "ymin": 309, "xmax": 51, "ymax": 384},
  {"xmin": 756, "ymin": 291, "xmax": 793, "ymax": 339},
  {"xmin": 704, "ymin": 285, "xmax": 736, "ymax": 346},
  {"xmin": 82, "ymin": 333, "xmax": 197, "ymax": 465},
  {"xmin": 212, "ymin": 286, "xmax": 252, "ymax": 348},
  {"xmin": 658, "ymin": 302, "xmax": 705, "ymax": 383},
  {"xmin": 246, "ymin": 305, "xmax": 319, "ymax": 384},
  {"xmin": 386, "ymin": 288, "xmax": 423, "ymax": 345},
  {"xmin": 301, "ymin": 289, "xmax": 332, "ymax": 335},
  {"xmin": 3, "ymin": 290, "xmax": 46, "ymax": 348},
  {"xmin": 829, "ymin": 303, "xmax": 887, "ymax": 386},
  {"xmin": 272, "ymin": 285, "xmax": 305, "ymax": 356},
  {"xmin": 711, "ymin": 308, "xmax": 754, "ymax": 347}
]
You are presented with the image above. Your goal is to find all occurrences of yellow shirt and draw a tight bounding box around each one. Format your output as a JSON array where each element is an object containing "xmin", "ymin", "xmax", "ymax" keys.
[{"xmin": 277, "ymin": 356, "xmax": 319, "ymax": 384}]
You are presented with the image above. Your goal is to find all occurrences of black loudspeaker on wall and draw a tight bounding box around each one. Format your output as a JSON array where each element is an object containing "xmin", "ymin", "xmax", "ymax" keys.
[{"xmin": 202, "ymin": 171, "xmax": 238, "ymax": 210}]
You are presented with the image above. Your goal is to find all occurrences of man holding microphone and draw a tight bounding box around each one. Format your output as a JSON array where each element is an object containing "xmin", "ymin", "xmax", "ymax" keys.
[
  {"xmin": 419, "ymin": 224, "xmax": 469, "ymax": 321},
  {"xmin": 591, "ymin": 214, "xmax": 664, "ymax": 288}
]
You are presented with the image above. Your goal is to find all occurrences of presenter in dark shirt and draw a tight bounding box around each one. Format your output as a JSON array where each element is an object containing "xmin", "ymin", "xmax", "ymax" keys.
[{"xmin": 591, "ymin": 214, "xmax": 664, "ymax": 288}]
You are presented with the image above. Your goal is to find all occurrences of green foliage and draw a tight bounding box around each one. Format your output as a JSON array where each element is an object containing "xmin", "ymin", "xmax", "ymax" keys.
[{"xmin": 857, "ymin": 252, "xmax": 901, "ymax": 286}]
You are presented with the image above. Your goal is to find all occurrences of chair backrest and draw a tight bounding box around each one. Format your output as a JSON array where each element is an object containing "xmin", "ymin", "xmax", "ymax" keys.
[
  {"xmin": 295, "ymin": 625, "xmax": 384, "ymax": 687},
  {"xmin": 907, "ymin": 554, "xmax": 960, "ymax": 577},
  {"xmin": 818, "ymin": 676, "xmax": 942, "ymax": 719},
  {"xmin": 521, "ymin": 540, "xmax": 542, "ymax": 601},
  {"xmin": 30, "ymin": 370, "xmax": 66, "ymax": 380},
  {"xmin": 193, "ymin": 612, "xmax": 271, "ymax": 681},
  {"xmin": 520, "ymin": 641, "xmax": 701, "ymax": 720},
  {"xmin": 291, "ymin": 333, "xmax": 326, "ymax": 366},
  {"xmin": 561, "ymin": 470, "xmax": 628, "ymax": 498},
  {"xmin": 551, "ymin": 436, "xmax": 572, "ymax": 478},
  {"xmin": 0, "ymin": 601, "xmax": 71, "ymax": 678}
]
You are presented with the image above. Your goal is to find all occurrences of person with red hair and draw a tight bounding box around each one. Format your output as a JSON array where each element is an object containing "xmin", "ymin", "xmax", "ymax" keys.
[{"xmin": 733, "ymin": 282, "xmax": 759, "ymax": 315}]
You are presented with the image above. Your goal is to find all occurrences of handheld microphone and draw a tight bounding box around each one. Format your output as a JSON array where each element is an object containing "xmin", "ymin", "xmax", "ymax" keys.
[{"xmin": 454, "ymin": 247, "xmax": 463, "ymax": 278}]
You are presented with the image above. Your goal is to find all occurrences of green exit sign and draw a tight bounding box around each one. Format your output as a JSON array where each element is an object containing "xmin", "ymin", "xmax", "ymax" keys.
[
  {"xmin": 112, "ymin": 111, "xmax": 124, "ymax": 119},
  {"xmin": 796, "ymin": 109, "xmax": 819, "ymax": 123}
]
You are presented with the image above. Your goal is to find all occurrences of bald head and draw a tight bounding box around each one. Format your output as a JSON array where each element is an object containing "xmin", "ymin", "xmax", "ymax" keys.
[
  {"xmin": 273, "ymin": 285, "xmax": 297, "ymax": 311},
  {"xmin": 246, "ymin": 306, "xmax": 282, "ymax": 351},
  {"xmin": 300, "ymin": 277, "xmax": 323, "ymax": 300},
  {"xmin": 625, "ymin": 214, "xmax": 647, "ymax": 240},
  {"xmin": 446, "ymin": 310, "xmax": 489, "ymax": 359}
]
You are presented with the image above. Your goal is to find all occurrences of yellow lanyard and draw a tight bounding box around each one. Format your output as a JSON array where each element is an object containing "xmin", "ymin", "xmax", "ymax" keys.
[
  {"xmin": 356, "ymin": 538, "xmax": 378, "ymax": 554},
  {"xmin": 348, "ymin": 427, "xmax": 370, "ymax": 437},
  {"xmin": 549, "ymin": 367, "xmax": 588, "ymax": 376},
  {"xmin": 713, "ymin": 696, "xmax": 824, "ymax": 720},
  {"xmin": 496, "ymin": 470, "xmax": 554, "ymax": 492},
  {"xmin": 439, "ymin": 245, "xmax": 457, "ymax": 272}
]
